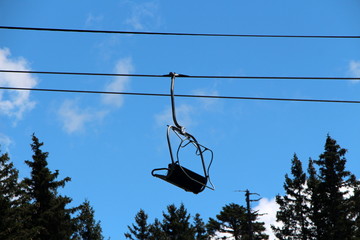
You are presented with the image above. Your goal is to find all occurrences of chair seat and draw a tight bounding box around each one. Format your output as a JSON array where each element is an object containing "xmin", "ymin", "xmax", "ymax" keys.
[{"xmin": 153, "ymin": 163, "xmax": 207, "ymax": 194}]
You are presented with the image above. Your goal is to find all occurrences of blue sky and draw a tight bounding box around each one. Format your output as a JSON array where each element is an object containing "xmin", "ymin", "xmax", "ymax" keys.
[{"xmin": 1, "ymin": 0, "xmax": 360, "ymax": 239}]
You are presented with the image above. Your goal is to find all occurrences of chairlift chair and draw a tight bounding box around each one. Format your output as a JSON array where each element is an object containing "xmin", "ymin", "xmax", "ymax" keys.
[{"xmin": 152, "ymin": 73, "xmax": 214, "ymax": 194}]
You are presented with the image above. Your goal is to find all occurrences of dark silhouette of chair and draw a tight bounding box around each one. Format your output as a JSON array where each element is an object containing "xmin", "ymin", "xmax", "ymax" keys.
[
  {"xmin": 152, "ymin": 72, "xmax": 214, "ymax": 194},
  {"xmin": 152, "ymin": 163, "xmax": 207, "ymax": 194}
]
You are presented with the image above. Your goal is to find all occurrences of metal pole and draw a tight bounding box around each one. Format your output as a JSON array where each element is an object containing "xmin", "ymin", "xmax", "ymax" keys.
[{"xmin": 245, "ymin": 190, "xmax": 254, "ymax": 240}]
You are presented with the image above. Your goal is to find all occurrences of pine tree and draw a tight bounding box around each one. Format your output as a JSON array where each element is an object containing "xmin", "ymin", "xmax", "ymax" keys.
[
  {"xmin": 22, "ymin": 134, "xmax": 76, "ymax": 240},
  {"xmin": 0, "ymin": 151, "xmax": 25, "ymax": 239},
  {"xmin": 207, "ymin": 203, "xmax": 268, "ymax": 240},
  {"xmin": 252, "ymin": 217, "xmax": 268, "ymax": 240},
  {"xmin": 125, "ymin": 204, "xmax": 203, "ymax": 240},
  {"xmin": 272, "ymin": 154, "xmax": 312, "ymax": 240},
  {"xmin": 125, "ymin": 209, "xmax": 151, "ymax": 240},
  {"xmin": 207, "ymin": 203, "xmax": 246, "ymax": 240},
  {"xmin": 193, "ymin": 213, "xmax": 208, "ymax": 240},
  {"xmin": 352, "ymin": 187, "xmax": 360, "ymax": 238},
  {"xmin": 311, "ymin": 136, "xmax": 358, "ymax": 240},
  {"xmin": 206, "ymin": 216, "xmax": 221, "ymax": 238},
  {"xmin": 161, "ymin": 203, "xmax": 195, "ymax": 240},
  {"xmin": 74, "ymin": 199, "xmax": 104, "ymax": 240},
  {"xmin": 306, "ymin": 159, "xmax": 321, "ymax": 239},
  {"xmin": 148, "ymin": 218, "xmax": 166, "ymax": 240}
]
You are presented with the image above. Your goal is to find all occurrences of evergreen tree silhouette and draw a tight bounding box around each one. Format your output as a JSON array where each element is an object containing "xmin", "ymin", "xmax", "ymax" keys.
[
  {"xmin": 207, "ymin": 203, "xmax": 268, "ymax": 240},
  {"xmin": 22, "ymin": 134, "xmax": 76, "ymax": 239},
  {"xmin": 125, "ymin": 209, "xmax": 151, "ymax": 240},
  {"xmin": 273, "ymin": 154, "xmax": 312, "ymax": 240},
  {"xmin": 0, "ymin": 151, "xmax": 26, "ymax": 239},
  {"xmin": 74, "ymin": 199, "xmax": 104, "ymax": 240},
  {"xmin": 311, "ymin": 136, "xmax": 358, "ymax": 240},
  {"xmin": 161, "ymin": 203, "xmax": 195, "ymax": 240}
]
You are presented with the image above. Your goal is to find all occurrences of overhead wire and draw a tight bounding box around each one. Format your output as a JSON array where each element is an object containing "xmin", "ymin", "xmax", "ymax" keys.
[
  {"xmin": 1, "ymin": 26, "xmax": 359, "ymax": 104},
  {"xmin": 1, "ymin": 86, "xmax": 360, "ymax": 104},
  {"xmin": 0, "ymin": 69, "xmax": 166, "ymax": 78},
  {"xmin": 1, "ymin": 26, "xmax": 360, "ymax": 39},
  {"xmin": 0, "ymin": 69, "xmax": 359, "ymax": 81}
]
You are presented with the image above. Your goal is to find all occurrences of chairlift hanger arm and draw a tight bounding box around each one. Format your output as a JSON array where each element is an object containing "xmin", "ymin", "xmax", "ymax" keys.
[{"xmin": 169, "ymin": 72, "xmax": 186, "ymax": 134}]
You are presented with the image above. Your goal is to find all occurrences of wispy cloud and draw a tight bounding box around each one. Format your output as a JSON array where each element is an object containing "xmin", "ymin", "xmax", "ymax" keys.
[
  {"xmin": 0, "ymin": 133, "xmax": 12, "ymax": 152},
  {"xmin": 349, "ymin": 60, "xmax": 360, "ymax": 78},
  {"xmin": 0, "ymin": 48, "xmax": 37, "ymax": 122},
  {"xmin": 254, "ymin": 197, "xmax": 280, "ymax": 240},
  {"xmin": 155, "ymin": 104, "xmax": 194, "ymax": 128},
  {"xmin": 58, "ymin": 99, "xmax": 107, "ymax": 134},
  {"xmin": 96, "ymin": 36, "xmax": 122, "ymax": 61},
  {"xmin": 125, "ymin": 1, "xmax": 161, "ymax": 30},
  {"xmin": 85, "ymin": 13, "xmax": 104, "ymax": 27},
  {"xmin": 102, "ymin": 57, "xmax": 134, "ymax": 108},
  {"xmin": 192, "ymin": 89, "xmax": 221, "ymax": 111},
  {"xmin": 58, "ymin": 58, "xmax": 133, "ymax": 134}
]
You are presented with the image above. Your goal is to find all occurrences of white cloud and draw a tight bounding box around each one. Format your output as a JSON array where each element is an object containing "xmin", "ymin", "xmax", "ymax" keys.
[
  {"xmin": 58, "ymin": 58, "xmax": 133, "ymax": 134},
  {"xmin": 0, "ymin": 133, "xmax": 12, "ymax": 152},
  {"xmin": 58, "ymin": 99, "xmax": 107, "ymax": 134},
  {"xmin": 192, "ymin": 89, "xmax": 221, "ymax": 111},
  {"xmin": 96, "ymin": 36, "xmax": 122, "ymax": 62},
  {"xmin": 349, "ymin": 60, "xmax": 360, "ymax": 78},
  {"xmin": 0, "ymin": 48, "xmax": 37, "ymax": 121},
  {"xmin": 155, "ymin": 104, "xmax": 194, "ymax": 129},
  {"xmin": 102, "ymin": 57, "xmax": 134, "ymax": 108},
  {"xmin": 85, "ymin": 13, "xmax": 104, "ymax": 27},
  {"xmin": 125, "ymin": 1, "xmax": 161, "ymax": 30},
  {"xmin": 254, "ymin": 197, "xmax": 280, "ymax": 240},
  {"xmin": 213, "ymin": 233, "xmax": 233, "ymax": 239}
]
